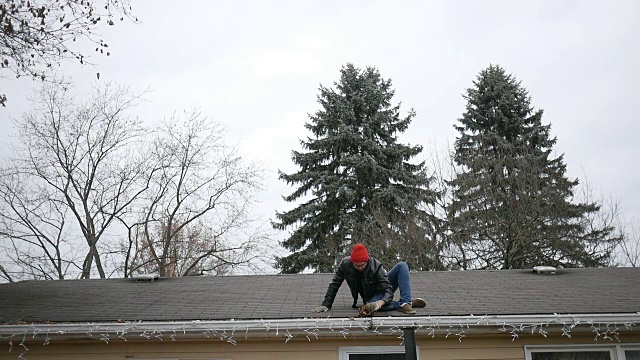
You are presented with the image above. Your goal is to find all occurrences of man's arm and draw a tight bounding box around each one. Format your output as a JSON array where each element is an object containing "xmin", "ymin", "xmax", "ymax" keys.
[
  {"xmin": 374, "ymin": 264, "xmax": 393, "ymax": 306},
  {"xmin": 360, "ymin": 264, "xmax": 393, "ymax": 315},
  {"xmin": 320, "ymin": 263, "xmax": 345, "ymax": 309}
]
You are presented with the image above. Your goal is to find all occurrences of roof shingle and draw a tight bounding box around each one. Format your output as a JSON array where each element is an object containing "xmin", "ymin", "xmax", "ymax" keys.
[{"xmin": 1, "ymin": 267, "xmax": 638, "ymax": 323}]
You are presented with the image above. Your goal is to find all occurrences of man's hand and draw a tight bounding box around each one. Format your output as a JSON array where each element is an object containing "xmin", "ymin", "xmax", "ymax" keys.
[
  {"xmin": 313, "ymin": 305, "xmax": 329, "ymax": 313},
  {"xmin": 361, "ymin": 301, "xmax": 381, "ymax": 315}
]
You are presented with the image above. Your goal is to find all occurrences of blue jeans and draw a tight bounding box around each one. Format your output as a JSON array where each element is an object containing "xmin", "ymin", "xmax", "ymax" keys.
[{"xmin": 366, "ymin": 262, "xmax": 412, "ymax": 311}]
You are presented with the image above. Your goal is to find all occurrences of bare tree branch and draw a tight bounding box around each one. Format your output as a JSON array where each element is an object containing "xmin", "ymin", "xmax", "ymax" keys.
[
  {"xmin": 0, "ymin": 0, "xmax": 138, "ymax": 106},
  {"xmin": 123, "ymin": 110, "xmax": 270, "ymax": 277},
  {"xmin": 1, "ymin": 80, "xmax": 151, "ymax": 279}
]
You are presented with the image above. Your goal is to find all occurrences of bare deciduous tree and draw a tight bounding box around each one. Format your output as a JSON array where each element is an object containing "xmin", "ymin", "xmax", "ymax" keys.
[
  {"xmin": 123, "ymin": 111, "xmax": 268, "ymax": 278},
  {"xmin": 0, "ymin": 81, "xmax": 151, "ymax": 279},
  {"xmin": 572, "ymin": 176, "xmax": 624, "ymax": 267},
  {"xmin": 421, "ymin": 141, "xmax": 471, "ymax": 270},
  {"xmin": 0, "ymin": 0, "xmax": 137, "ymax": 106},
  {"xmin": 0, "ymin": 169, "xmax": 80, "ymax": 281},
  {"xmin": 576, "ymin": 173, "xmax": 640, "ymax": 268},
  {"xmin": 0, "ymin": 83, "xmax": 275, "ymax": 282},
  {"xmin": 618, "ymin": 217, "xmax": 640, "ymax": 267}
]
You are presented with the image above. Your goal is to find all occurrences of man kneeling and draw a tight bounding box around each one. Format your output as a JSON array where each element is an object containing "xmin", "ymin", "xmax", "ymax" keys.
[{"xmin": 313, "ymin": 243, "xmax": 426, "ymax": 315}]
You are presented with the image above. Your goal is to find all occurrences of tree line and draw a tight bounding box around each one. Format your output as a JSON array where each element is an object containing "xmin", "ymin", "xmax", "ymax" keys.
[
  {"xmin": 1, "ymin": 0, "xmax": 637, "ymax": 279},
  {"xmin": 0, "ymin": 82, "xmax": 270, "ymax": 282},
  {"xmin": 274, "ymin": 63, "xmax": 631, "ymax": 273},
  {"xmin": 1, "ymin": 62, "xmax": 636, "ymax": 282}
]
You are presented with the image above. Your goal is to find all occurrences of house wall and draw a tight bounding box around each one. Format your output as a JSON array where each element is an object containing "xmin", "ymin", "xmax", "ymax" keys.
[{"xmin": 2, "ymin": 332, "xmax": 639, "ymax": 360}]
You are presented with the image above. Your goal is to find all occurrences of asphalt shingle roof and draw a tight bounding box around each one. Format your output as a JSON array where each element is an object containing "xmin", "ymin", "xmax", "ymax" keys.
[{"xmin": 1, "ymin": 267, "xmax": 639, "ymax": 324}]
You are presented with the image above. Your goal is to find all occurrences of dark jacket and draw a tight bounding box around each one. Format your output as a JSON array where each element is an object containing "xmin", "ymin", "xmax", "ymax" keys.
[{"xmin": 321, "ymin": 257, "xmax": 393, "ymax": 309}]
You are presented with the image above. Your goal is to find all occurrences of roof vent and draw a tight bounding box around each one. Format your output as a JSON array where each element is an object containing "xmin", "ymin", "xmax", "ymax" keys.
[
  {"xmin": 132, "ymin": 274, "xmax": 160, "ymax": 282},
  {"xmin": 532, "ymin": 266, "xmax": 557, "ymax": 274}
]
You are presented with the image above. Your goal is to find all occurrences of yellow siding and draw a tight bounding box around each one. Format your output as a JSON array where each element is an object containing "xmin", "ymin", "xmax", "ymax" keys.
[{"xmin": 2, "ymin": 333, "xmax": 639, "ymax": 360}]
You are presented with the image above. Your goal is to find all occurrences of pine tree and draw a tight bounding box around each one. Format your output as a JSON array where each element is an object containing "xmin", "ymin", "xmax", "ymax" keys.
[
  {"xmin": 274, "ymin": 64, "xmax": 437, "ymax": 273},
  {"xmin": 449, "ymin": 65, "xmax": 618, "ymax": 269}
]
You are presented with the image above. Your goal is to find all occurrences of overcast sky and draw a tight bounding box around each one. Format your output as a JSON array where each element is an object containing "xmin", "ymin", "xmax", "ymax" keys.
[{"xmin": 1, "ymin": 0, "xmax": 639, "ymax": 246}]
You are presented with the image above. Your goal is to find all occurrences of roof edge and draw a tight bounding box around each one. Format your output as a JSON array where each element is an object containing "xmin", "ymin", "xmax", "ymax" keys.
[{"xmin": 1, "ymin": 313, "xmax": 639, "ymax": 342}]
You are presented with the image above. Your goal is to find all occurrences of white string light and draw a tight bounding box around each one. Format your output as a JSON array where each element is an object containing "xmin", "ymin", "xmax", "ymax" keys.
[{"xmin": 2, "ymin": 314, "xmax": 638, "ymax": 359}]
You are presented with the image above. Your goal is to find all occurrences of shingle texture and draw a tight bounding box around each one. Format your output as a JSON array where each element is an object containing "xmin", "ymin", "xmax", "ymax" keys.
[{"xmin": 0, "ymin": 268, "xmax": 638, "ymax": 324}]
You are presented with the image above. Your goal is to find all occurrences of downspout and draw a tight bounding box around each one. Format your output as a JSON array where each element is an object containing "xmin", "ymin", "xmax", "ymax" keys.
[{"xmin": 403, "ymin": 328, "xmax": 417, "ymax": 360}]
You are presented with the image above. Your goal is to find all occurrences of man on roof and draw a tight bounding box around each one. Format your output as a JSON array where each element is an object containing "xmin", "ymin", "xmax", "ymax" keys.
[{"xmin": 313, "ymin": 243, "xmax": 426, "ymax": 315}]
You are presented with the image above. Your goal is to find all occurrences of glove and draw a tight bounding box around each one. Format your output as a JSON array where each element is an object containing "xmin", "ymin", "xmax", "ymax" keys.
[
  {"xmin": 361, "ymin": 301, "xmax": 381, "ymax": 315},
  {"xmin": 313, "ymin": 305, "xmax": 329, "ymax": 313}
]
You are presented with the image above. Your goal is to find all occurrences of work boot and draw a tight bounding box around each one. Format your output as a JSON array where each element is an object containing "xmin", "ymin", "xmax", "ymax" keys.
[
  {"xmin": 412, "ymin": 298, "xmax": 426, "ymax": 308},
  {"xmin": 399, "ymin": 303, "xmax": 416, "ymax": 314}
]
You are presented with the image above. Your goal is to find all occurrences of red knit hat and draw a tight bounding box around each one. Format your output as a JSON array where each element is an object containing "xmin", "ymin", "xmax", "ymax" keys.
[{"xmin": 350, "ymin": 244, "xmax": 370, "ymax": 263}]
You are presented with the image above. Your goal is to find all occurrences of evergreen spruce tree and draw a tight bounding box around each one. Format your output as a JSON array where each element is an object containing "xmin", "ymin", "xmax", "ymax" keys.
[
  {"xmin": 274, "ymin": 64, "xmax": 437, "ymax": 273},
  {"xmin": 449, "ymin": 65, "xmax": 618, "ymax": 269}
]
